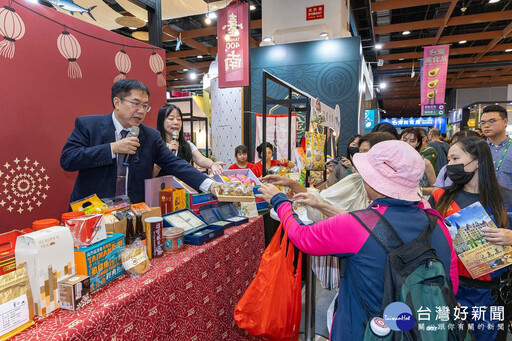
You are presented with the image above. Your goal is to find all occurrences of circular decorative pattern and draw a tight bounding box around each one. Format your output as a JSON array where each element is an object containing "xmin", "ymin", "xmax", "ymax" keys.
[
  {"xmin": 115, "ymin": 16, "xmax": 146, "ymax": 28},
  {"xmin": 316, "ymin": 63, "xmax": 357, "ymax": 102},
  {"xmin": 0, "ymin": 157, "xmax": 50, "ymax": 214}
]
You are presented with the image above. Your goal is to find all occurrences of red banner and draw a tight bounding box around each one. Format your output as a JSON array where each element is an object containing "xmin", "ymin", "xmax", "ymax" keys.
[
  {"xmin": 0, "ymin": 0, "xmax": 166, "ymax": 232},
  {"xmin": 217, "ymin": 1, "xmax": 249, "ymax": 88},
  {"xmin": 421, "ymin": 45, "xmax": 450, "ymax": 106}
]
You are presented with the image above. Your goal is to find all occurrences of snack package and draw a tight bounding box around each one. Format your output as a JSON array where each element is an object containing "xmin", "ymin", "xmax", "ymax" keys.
[
  {"xmin": 70, "ymin": 194, "xmax": 108, "ymax": 214},
  {"xmin": 304, "ymin": 132, "xmax": 326, "ymax": 171},
  {"xmin": 120, "ymin": 239, "xmax": 150, "ymax": 278},
  {"xmin": 130, "ymin": 202, "xmax": 151, "ymax": 215},
  {"xmin": 65, "ymin": 214, "xmax": 107, "ymax": 247},
  {"xmin": 0, "ymin": 263, "xmax": 34, "ymax": 340}
]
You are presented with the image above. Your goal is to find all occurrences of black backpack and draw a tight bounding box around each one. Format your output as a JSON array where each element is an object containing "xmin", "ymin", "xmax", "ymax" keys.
[{"xmin": 344, "ymin": 209, "xmax": 472, "ymax": 340}]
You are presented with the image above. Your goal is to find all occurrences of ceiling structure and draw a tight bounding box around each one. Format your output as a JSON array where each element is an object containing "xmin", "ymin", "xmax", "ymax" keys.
[
  {"xmin": 352, "ymin": 0, "xmax": 512, "ymax": 117},
  {"xmin": 39, "ymin": 0, "xmax": 512, "ymax": 117}
]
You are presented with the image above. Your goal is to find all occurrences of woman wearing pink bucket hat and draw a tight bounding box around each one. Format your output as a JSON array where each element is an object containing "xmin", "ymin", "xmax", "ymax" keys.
[{"xmin": 258, "ymin": 140, "xmax": 458, "ymax": 341}]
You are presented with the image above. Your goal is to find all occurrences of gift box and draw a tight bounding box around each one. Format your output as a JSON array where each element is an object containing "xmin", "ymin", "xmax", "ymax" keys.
[
  {"xmin": 213, "ymin": 169, "xmax": 261, "ymax": 186},
  {"xmin": 160, "ymin": 187, "xmax": 187, "ymax": 215},
  {"xmin": 199, "ymin": 204, "xmax": 234, "ymax": 229},
  {"xmin": 15, "ymin": 226, "xmax": 75, "ymax": 316},
  {"xmin": 170, "ymin": 178, "xmax": 219, "ymax": 209},
  {"xmin": 65, "ymin": 214, "xmax": 107, "ymax": 247},
  {"xmin": 74, "ymin": 233, "xmax": 125, "ymax": 293},
  {"xmin": 162, "ymin": 209, "xmax": 225, "ymax": 245},
  {"xmin": 144, "ymin": 175, "xmax": 174, "ymax": 207},
  {"xmin": 58, "ymin": 275, "xmax": 91, "ymax": 311},
  {"xmin": 0, "ymin": 230, "xmax": 27, "ymax": 276},
  {"xmin": 217, "ymin": 202, "xmax": 249, "ymax": 225}
]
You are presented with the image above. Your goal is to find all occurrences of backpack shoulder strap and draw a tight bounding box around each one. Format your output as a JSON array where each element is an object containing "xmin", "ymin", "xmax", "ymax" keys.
[{"xmin": 349, "ymin": 208, "xmax": 404, "ymax": 253}]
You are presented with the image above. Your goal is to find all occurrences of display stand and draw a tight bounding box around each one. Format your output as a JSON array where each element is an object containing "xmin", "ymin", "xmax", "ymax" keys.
[{"xmin": 261, "ymin": 71, "xmax": 324, "ymax": 340}]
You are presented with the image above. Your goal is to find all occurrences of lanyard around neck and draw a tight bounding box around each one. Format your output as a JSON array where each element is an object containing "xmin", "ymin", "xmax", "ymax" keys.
[{"xmin": 495, "ymin": 138, "xmax": 512, "ymax": 173}]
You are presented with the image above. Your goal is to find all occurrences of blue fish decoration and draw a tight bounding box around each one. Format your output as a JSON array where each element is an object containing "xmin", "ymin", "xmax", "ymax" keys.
[{"xmin": 43, "ymin": 0, "xmax": 97, "ymax": 21}]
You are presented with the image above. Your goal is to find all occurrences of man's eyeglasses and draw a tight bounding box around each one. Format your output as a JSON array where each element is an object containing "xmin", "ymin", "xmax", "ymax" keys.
[
  {"xmin": 479, "ymin": 118, "xmax": 501, "ymax": 126},
  {"xmin": 120, "ymin": 98, "xmax": 151, "ymax": 112}
]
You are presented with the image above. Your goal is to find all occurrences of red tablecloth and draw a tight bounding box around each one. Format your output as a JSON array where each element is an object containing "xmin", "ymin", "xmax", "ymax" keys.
[{"xmin": 13, "ymin": 216, "xmax": 264, "ymax": 341}]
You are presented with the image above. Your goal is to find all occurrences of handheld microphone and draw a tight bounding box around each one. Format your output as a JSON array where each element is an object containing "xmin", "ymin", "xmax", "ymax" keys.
[
  {"xmin": 122, "ymin": 126, "xmax": 140, "ymax": 166},
  {"xmin": 170, "ymin": 130, "xmax": 179, "ymax": 153}
]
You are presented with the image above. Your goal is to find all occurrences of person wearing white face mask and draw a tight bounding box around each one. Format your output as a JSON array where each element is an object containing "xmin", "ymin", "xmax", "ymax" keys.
[{"xmin": 429, "ymin": 136, "xmax": 512, "ymax": 340}]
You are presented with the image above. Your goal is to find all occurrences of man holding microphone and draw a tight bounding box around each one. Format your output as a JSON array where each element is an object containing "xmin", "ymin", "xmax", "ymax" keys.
[{"xmin": 60, "ymin": 79, "xmax": 219, "ymax": 205}]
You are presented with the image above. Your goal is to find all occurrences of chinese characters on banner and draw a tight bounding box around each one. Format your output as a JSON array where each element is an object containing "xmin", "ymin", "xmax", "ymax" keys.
[
  {"xmin": 421, "ymin": 45, "xmax": 450, "ymax": 107},
  {"xmin": 217, "ymin": 1, "xmax": 249, "ymax": 88}
]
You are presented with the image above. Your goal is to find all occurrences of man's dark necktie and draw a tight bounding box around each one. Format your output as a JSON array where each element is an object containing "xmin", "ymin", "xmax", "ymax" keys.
[{"xmin": 115, "ymin": 130, "xmax": 129, "ymax": 196}]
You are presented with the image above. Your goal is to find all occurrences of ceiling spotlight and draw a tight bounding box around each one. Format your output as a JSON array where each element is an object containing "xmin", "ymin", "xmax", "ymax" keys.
[
  {"xmin": 459, "ymin": 40, "xmax": 467, "ymax": 44},
  {"xmin": 250, "ymin": 4, "xmax": 256, "ymax": 10},
  {"xmin": 263, "ymin": 36, "xmax": 273, "ymax": 42},
  {"xmin": 319, "ymin": 32, "xmax": 329, "ymax": 39},
  {"xmin": 190, "ymin": 72, "xmax": 197, "ymax": 80},
  {"xmin": 461, "ymin": 6, "xmax": 468, "ymax": 12},
  {"xmin": 506, "ymin": 49, "xmax": 512, "ymax": 52},
  {"xmin": 489, "ymin": 0, "xmax": 500, "ymax": 3},
  {"xmin": 402, "ymin": 30, "xmax": 411, "ymax": 35},
  {"xmin": 204, "ymin": 15, "xmax": 212, "ymax": 25},
  {"xmin": 207, "ymin": 12, "xmax": 217, "ymax": 19},
  {"xmin": 183, "ymin": 68, "xmax": 188, "ymax": 72},
  {"xmin": 128, "ymin": 27, "xmax": 137, "ymax": 30},
  {"xmin": 399, "ymin": 58, "xmax": 404, "ymax": 61},
  {"xmin": 375, "ymin": 43, "xmax": 383, "ymax": 49},
  {"xmin": 380, "ymin": 82, "xmax": 387, "ymax": 89},
  {"xmin": 197, "ymin": 55, "xmax": 203, "ymax": 59}
]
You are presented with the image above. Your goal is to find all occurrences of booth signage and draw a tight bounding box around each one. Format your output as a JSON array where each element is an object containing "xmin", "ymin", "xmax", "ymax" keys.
[
  {"xmin": 310, "ymin": 98, "xmax": 340, "ymax": 136},
  {"xmin": 306, "ymin": 5, "xmax": 324, "ymax": 20},
  {"xmin": 380, "ymin": 117, "xmax": 447, "ymax": 133},
  {"xmin": 364, "ymin": 109, "xmax": 376, "ymax": 130},
  {"xmin": 421, "ymin": 45, "xmax": 450, "ymax": 106},
  {"xmin": 423, "ymin": 104, "xmax": 445, "ymax": 117},
  {"xmin": 217, "ymin": 1, "xmax": 249, "ymax": 88}
]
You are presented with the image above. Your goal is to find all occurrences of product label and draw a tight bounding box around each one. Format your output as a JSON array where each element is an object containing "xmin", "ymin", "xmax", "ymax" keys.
[
  {"xmin": 0, "ymin": 294, "xmax": 29, "ymax": 335},
  {"xmin": 122, "ymin": 252, "xmax": 148, "ymax": 270}
]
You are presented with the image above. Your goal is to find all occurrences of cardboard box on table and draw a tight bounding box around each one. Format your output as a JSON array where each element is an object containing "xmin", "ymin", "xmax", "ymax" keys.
[
  {"xmin": 171, "ymin": 177, "xmax": 219, "ymax": 211},
  {"xmin": 105, "ymin": 207, "xmax": 161, "ymax": 235},
  {"xmin": 0, "ymin": 230, "xmax": 32, "ymax": 276},
  {"xmin": 74, "ymin": 233, "xmax": 125, "ymax": 293},
  {"xmin": 217, "ymin": 202, "xmax": 249, "ymax": 225},
  {"xmin": 15, "ymin": 226, "xmax": 75, "ymax": 316},
  {"xmin": 199, "ymin": 204, "xmax": 234, "ymax": 229},
  {"xmin": 144, "ymin": 175, "xmax": 174, "ymax": 207},
  {"xmin": 162, "ymin": 208, "xmax": 225, "ymax": 245}
]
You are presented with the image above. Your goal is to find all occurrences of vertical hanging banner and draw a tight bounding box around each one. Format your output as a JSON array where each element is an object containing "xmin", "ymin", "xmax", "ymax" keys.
[
  {"xmin": 421, "ymin": 45, "xmax": 449, "ymax": 107},
  {"xmin": 217, "ymin": 0, "xmax": 249, "ymax": 88}
]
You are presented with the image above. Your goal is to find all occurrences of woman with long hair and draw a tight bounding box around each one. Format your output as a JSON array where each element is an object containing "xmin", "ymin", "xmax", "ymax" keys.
[
  {"xmin": 430, "ymin": 136, "xmax": 512, "ymax": 340},
  {"xmin": 154, "ymin": 104, "xmax": 225, "ymax": 176}
]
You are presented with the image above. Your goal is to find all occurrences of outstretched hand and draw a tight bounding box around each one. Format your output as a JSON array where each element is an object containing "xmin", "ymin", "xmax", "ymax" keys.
[{"xmin": 256, "ymin": 184, "xmax": 281, "ymax": 203}]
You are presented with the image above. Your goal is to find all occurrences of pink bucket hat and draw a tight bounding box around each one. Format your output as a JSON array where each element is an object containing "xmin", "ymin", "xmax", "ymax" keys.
[{"xmin": 352, "ymin": 140, "xmax": 425, "ymax": 201}]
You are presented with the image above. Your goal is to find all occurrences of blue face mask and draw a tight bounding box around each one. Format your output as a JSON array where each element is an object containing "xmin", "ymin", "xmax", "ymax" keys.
[{"xmin": 446, "ymin": 159, "xmax": 476, "ymax": 185}]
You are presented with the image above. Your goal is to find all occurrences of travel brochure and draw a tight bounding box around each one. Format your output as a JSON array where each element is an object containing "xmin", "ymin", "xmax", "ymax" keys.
[{"xmin": 445, "ymin": 202, "xmax": 512, "ymax": 279}]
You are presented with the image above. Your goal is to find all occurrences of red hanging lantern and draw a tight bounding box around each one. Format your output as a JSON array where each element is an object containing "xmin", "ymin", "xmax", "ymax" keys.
[
  {"xmin": 149, "ymin": 52, "xmax": 166, "ymax": 87},
  {"xmin": 0, "ymin": 5, "xmax": 26, "ymax": 59},
  {"xmin": 114, "ymin": 50, "xmax": 131, "ymax": 83},
  {"xmin": 57, "ymin": 30, "xmax": 82, "ymax": 79}
]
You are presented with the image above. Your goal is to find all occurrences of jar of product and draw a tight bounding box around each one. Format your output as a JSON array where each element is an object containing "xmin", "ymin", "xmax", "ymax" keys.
[
  {"xmin": 61, "ymin": 211, "xmax": 85, "ymax": 226},
  {"xmin": 32, "ymin": 218, "xmax": 60, "ymax": 231},
  {"xmin": 162, "ymin": 227, "xmax": 185, "ymax": 253}
]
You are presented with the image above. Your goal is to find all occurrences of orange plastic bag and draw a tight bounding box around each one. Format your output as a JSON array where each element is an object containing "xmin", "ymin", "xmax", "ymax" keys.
[{"xmin": 234, "ymin": 213, "xmax": 302, "ymax": 340}]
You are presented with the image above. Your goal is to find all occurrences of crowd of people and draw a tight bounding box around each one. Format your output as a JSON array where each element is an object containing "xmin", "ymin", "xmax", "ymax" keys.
[{"xmin": 61, "ymin": 79, "xmax": 511, "ymax": 341}]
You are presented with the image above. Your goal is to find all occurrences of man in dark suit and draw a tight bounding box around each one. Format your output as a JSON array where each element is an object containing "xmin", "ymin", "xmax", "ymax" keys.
[{"xmin": 61, "ymin": 79, "xmax": 217, "ymax": 204}]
